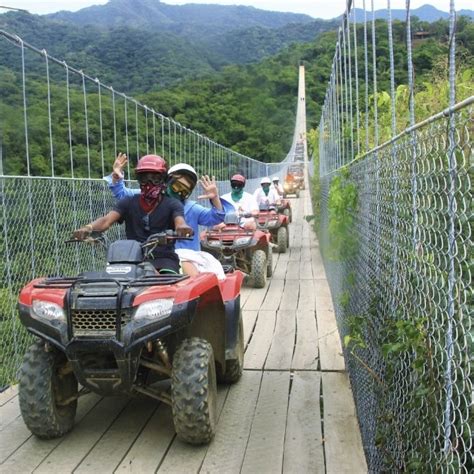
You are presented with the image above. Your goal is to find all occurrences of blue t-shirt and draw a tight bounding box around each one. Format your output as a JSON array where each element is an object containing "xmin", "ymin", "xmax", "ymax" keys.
[{"xmin": 104, "ymin": 175, "xmax": 231, "ymax": 251}]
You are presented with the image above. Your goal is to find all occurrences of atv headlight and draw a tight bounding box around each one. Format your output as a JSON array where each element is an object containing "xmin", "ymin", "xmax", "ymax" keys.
[
  {"xmin": 32, "ymin": 300, "xmax": 65, "ymax": 323},
  {"xmin": 206, "ymin": 239, "xmax": 222, "ymax": 247},
  {"xmin": 234, "ymin": 237, "xmax": 251, "ymax": 246},
  {"xmin": 267, "ymin": 219, "xmax": 279, "ymax": 228},
  {"xmin": 134, "ymin": 299, "xmax": 173, "ymax": 322}
]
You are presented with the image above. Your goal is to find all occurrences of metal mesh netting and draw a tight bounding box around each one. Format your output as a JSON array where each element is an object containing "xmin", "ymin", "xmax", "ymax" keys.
[
  {"xmin": 313, "ymin": 0, "xmax": 473, "ymax": 469},
  {"xmin": 0, "ymin": 28, "xmax": 301, "ymax": 387},
  {"xmin": 319, "ymin": 103, "xmax": 473, "ymax": 471}
]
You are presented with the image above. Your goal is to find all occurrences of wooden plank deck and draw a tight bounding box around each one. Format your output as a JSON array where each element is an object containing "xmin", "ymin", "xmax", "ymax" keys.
[{"xmin": 0, "ymin": 189, "xmax": 366, "ymax": 473}]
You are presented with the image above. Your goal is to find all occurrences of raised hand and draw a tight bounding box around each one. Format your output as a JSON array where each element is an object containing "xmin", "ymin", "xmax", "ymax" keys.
[
  {"xmin": 197, "ymin": 175, "xmax": 218, "ymax": 200},
  {"xmin": 112, "ymin": 153, "xmax": 128, "ymax": 182}
]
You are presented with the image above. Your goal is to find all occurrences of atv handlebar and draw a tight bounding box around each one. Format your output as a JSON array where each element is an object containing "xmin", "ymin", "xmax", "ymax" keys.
[{"xmin": 142, "ymin": 231, "xmax": 193, "ymax": 248}]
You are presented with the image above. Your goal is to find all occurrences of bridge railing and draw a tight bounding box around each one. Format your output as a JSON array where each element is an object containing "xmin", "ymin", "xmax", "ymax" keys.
[
  {"xmin": 316, "ymin": 0, "xmax": 472, "ymax": 471},
  {"xmin": 0, "ymin": 29, "xmax": 297, "ymax": 388}
]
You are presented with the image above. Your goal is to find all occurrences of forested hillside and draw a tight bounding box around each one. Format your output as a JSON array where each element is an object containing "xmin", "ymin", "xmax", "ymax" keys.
[
  {"xmin": 1, "ymin": 15, "xmax": 472, "ymax": 176},
  {"xmin": 137, "ymin": 17, "xmax": 474, "ymax": 162},
  {"xmin": 0, "ymin": 10, "xmax": 336, "ymax": 92}
]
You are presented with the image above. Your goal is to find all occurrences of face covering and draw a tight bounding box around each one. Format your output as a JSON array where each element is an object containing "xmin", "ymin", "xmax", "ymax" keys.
[
  {"xmin": 166, "ymin": 187, "xmax": 185, "ymax": 202},
  {"xmin": 262, "ymin": 185, "xmax": 270, "ymax": 196},
  {"xmin": 140, "ymin": 182, "xmax": 165, "ymax": 204},
  {"xmin": 231, "ymin": 188, "xmax": 244, "ymax": 201}
]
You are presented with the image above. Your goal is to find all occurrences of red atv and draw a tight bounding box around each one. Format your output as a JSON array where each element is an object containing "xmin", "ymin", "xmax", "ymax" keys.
[
  {"xmin": 283, "ymin": 174, "xmax": 300, "ymax": 198},
  {"xmin": 276, "ymin": 199, "xmax": 292, "ymax": 223},
  {"xmin": 200, "ymin": 214, "xmax": 272, "ymax": 288},
  {"xmin": 17, "ymin": 232, "xmax": 244, "ymax": 445},
  {"xmin": 257, "ymin": 204, "xmax": 290, "ymax": 254}
]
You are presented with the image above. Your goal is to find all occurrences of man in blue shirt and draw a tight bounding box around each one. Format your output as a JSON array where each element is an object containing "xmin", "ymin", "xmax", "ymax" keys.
[{"xmin": 105, "ymin": 153, "xmax": 231, "ymax": 277}]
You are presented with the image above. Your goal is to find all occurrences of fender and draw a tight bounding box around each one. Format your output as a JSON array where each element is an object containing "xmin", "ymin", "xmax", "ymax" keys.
[
  {"xmin": 219, "ymin": 270, "xmax": 244, "ymax": 302},
  {"xmin": 224, "ymin": 295, "xmax": 242, "ymax": 361}
]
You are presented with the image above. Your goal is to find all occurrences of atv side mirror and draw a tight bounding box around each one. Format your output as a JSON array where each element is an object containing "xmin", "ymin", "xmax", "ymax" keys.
[{"xmin": 224, "ymin": 212, "xmax": 240, "ymax": 225}]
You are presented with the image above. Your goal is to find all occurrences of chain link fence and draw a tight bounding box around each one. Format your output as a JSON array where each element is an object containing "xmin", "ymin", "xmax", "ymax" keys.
[
  {"xmin": 319, "ymin": 102, "xmax": 472, "ymax": 472},
  {"xmin": 0, "ymin": 29, "xmax": 297, "ymax": 388},
  {"xmin": 315, "ymin": 0, "xmax": 473, "ymax": 471}
]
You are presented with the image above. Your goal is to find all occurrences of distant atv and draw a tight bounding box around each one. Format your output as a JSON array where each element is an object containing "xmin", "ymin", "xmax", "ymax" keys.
[
  {"xmin": 201, "ymin": 213, "xmax": 272, "ymax": 288},
  {"xmin": 277, "ymin": 199, "xmax": 292, "ymax": 223},
  {"xmin": 257, "ymin": 204, "xmax": 290, "ymax": 254},
  {"xmin": 283, "ymin": 174, "xmax": 300, "ymax": 198},
  {"xmin": 17, "ymin": 232, "xmax": 244, "ymax": 446}
]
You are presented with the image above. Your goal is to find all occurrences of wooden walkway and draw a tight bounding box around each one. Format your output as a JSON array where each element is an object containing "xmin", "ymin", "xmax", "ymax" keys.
[{"xmin": 0, "ymin": 189, "xmax": 366, "ymax": 473}]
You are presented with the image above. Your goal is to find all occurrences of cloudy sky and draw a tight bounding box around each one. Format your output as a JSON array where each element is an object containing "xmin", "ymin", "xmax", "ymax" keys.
[{"xmin": 4, "ymin": 0, "xmax": 471, "ymax": 20}]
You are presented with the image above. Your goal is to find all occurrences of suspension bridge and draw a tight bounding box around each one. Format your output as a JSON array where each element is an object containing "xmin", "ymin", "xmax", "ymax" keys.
[{"xmin": 0, "ymin": 0, "xmax": 472, "ymax": 472}]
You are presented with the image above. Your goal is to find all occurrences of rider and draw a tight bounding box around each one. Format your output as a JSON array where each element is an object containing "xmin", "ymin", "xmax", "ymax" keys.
[
  {"xmin": 74, "ymin": 154, "xmax": 193, "ymax": 274},
  {"xmin": 220, "ymin": 174, "xmax": 259, "ymax": 230},
  {"xmin": 271, "ymin": 175, "xmax": 284, "ymax": 198},
  {"xmin": 104, "ymin": 153, "xmax": 231, "ymax": 277},
  {"xmin": 253, "ymin": 177, "xmax": 280, "ymax": 207}
]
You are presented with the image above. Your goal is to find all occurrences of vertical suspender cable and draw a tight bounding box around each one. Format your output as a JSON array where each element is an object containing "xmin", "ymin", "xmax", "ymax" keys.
[
  {"xmin": 96, "ymin": 79, "xmax": 105, "ymax": 178},
  {"xmin": 363, "ymin": 0, "xmax": 369, "ymax": 152},
  {"xmin": 444, "ymin": 0, "xmax": 457, "ymax": 456},
  {"xmin": 96, "ymin": 79, "xmax": 107, "ymax": 215},
  {"xmin": 44, "ymin": 51, "xmax": 60, "ymax": 275},
  {"xmin": 352, "ymin": 4, "xmax": 361, "ymax": 156},
  {"xmin": 64, "ymin": 63, "xmax": 80, "ymax": 272},
  {"xmin": 152, "ymin": 109, "xmax": 157, "ymax": 154},
  {"xmin": 19, "ymin": 38, "xmax": 36, "ymax": 277},
  {"xmin": 123, "ymin": 96, "xmax": 130, "ymax": 177},
  {"xmin": 346, "ymin": 6, "xmax": 354, "ymax": 161},
  {"xmin": 81, "ymin": 71, "xmax": 96, "ymax": 267},
  {"xmin": 145, "ymin": 106, "xmax": 149, "ymax": 155},
  {"xmin": 135, "ymin": 100, "xmax": 140, "ymax": 161},
  {"xmin": 112, "ymin": 88, "xmax": 117, "ymax": 161},
  {"xmin": 387, "ymin": 0, "xmax": 399, "ymax": 314}
]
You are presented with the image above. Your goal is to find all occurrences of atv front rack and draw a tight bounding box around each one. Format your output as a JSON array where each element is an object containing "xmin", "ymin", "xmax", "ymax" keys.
[{"xmin": 34, "ymin": 274, "xmax": 189, "ymax": 289}]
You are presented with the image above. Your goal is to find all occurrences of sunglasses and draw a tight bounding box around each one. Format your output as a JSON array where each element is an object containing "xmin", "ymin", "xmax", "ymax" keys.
[
  {"xmin": 137, "ymin": 172, "xmax": 165, "ymax": 185},
  {"xmin": 169, "ymin": 178, "xmax": 192, "ymax": 199},
  {"xmin": 231, "ymin": 182, "xmax": 244, "ymax": 190}
]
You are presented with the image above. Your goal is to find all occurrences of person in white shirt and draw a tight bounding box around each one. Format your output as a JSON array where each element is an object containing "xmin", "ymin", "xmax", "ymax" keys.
[
  {"xmin": 271, "ymin": 176, "xmax": 284, "ymax": 198},
  {"xmin": 253, "ymin": 177, "xmax": 280, "ymax": 207},
  {"xmin": 220, "ymin": 174, "xmax": 259, "ymax": 230}
]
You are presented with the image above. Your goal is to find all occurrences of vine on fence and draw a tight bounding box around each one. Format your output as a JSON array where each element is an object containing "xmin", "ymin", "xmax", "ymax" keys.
[
  {"xmin": 327, "ymin": 169, "xmax": 358, "ymax": 261},
  {"xmin": 344, "ymin": 308, "xmax": 448, "ymax": 471}
]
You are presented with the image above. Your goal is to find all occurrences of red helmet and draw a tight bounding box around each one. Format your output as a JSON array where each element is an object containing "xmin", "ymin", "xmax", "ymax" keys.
[
  {"xmin": 230, "ymin": 174, "xmax": 246, "ymax": 185},
  {"xmin": 136, "ymin": 155, "xmax": 167, "ymax": 174}
]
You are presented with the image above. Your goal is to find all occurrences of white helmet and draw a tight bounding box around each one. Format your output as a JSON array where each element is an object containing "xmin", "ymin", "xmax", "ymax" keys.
[
  {"xmin": 168, "ymin": 163, "xmax": 198, "ymax": 185},
  {"xmin": 272, "ymin": 175, "xmax": 280, "ymax": 182},
  {"xmin": 260, "ymin": 176, "xmax": 271, "ymax": 185}
]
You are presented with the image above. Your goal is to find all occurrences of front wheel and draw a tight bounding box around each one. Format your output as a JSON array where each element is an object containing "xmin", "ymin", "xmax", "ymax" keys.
[
  {"xmin": 19, "ymin": 341, "xmax": 78, "ymax": 439},
  {"xmin": 266, "ymin": 246, "xmax": 273, "ymax": 277},
  {"xmin": 171, "ymin": 338, "xmax": 217, "ymax": 445},
  {"xmin": 250, "ymin": 249, "xmax": 267, "ymax": 288},
  {"xmin": 277, "ymin": 227, "xmax": 288, "ymax": 253}
]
